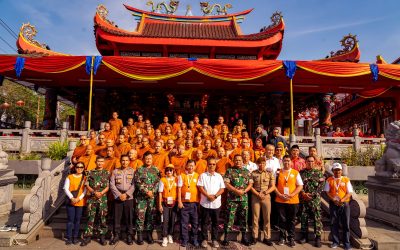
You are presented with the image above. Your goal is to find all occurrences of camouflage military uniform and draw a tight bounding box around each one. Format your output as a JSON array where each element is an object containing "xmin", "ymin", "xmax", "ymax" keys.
[
  {"xmin": 133, "ymin": 165, "xmax": 160, "ymax": 232},
  {"xmin": 300, "ymin": 168, "xmax": 324, "ymax": 237},
  {"xmin": 223, "ymin": 167, "xmax": 253, "ymax": 233},
  {"xmin": 83, "ymin": 169, "xmax": 109, "ymax": 237}
]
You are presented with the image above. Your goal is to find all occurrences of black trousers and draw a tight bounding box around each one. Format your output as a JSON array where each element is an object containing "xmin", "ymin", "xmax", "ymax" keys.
[
  {"xmin": 162, "ymin": 203, "xmax": 177, "ymax": 237},
  {"xmin": 200, "ymin": 206, "xmax": 220, "ymax": 241},
  {"xmin": 114, "ymin": 199, "xmax": 134, "ymax": 235},
  {"xmin": 276, "ymin": 203, "xmax": 298, "ymax": 240},
  {"xmin": 330, "ymin": 201, "xmax": 351, "ymax": 249},
  {"xmin": 180, "ymin": 202, "xmax": 199, "ymax": 243}
]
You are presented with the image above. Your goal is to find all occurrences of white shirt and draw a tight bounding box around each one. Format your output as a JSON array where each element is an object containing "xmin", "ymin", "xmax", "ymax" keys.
[
  {"xmin": 324, "ymin": 177, "xmax": 354, "ymax": 193},
  {"xmin": 197, "ymin": 171, "xmax": 225, "ymax": 209},
  {"xmin": 243, "ymin": 161, "xmax": 258, "ymax": 173},
  {"xmin": 265, "ymin": 156, "xmax": 281, "ymax": 176},
  {"xmin": 63, "ymin": 175, "xmax": 87, "ymax": 200}
]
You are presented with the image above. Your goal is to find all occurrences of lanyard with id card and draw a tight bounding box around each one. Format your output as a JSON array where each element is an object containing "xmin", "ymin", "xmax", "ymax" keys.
[
  {"xmin": 283, "ymin": 169, "xmax": 292, "ymax": 195},
  {"xmin": 185, "ymin": 174, "xmax": 194, "ymax": 201}
]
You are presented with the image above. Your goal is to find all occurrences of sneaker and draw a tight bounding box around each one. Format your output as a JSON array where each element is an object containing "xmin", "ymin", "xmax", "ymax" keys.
[
  {"xmin": 65, "ymin": 239, "xmax": 72, "ymax": 245},
  {"xmin": 167, "ymin": 235, "xmax": 173, "ymax": 244},
  {"xmin": 278, "ymin": 238, "xmax": 285, "ymax": 246},
  {"xmin": 212, "ymin": 240, "xmax": 220, "ymax": 248},
  {"xmin": 288, "ymin": 239, "xmax": 295, "ymax": 247},
  {"xmin": 162, "ymin": 237, "xmax": 168, "ymax": 247},
  {"xmin": 201, "ymin": 240, "xmax": 208, "ymax": 248},
  {"xmin": 330, "ymin": 243, "xmax": 339, "ymax": 248}
]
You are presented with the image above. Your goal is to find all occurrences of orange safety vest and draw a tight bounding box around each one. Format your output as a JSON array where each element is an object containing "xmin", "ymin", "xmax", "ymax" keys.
[
  {"xmin": 326, "ymin": 176, "xmax": 351, "ymax": 202},
  {"xmin": 160, "ymin": 177, "xmax": 178, "ymax": 206},
  {"xmin": 275, "ymin": 168, "xmax": 300, "ymax": 204},
  {"xmin": 180, "ymin": 172, "xmax": 199, "ymax": 203},
  {"xmin": 67, "ymin": 174, "xmax": 86, "ymax": 207}
]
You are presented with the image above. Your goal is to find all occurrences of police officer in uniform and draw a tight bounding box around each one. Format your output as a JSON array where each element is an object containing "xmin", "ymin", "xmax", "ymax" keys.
[
  {"xmin": 222, "ymin": 154, "xmax": 253, "ymax": 246},
  {"xmin": 133, "ymin": 151, "xmax": 160, "ymax": 245},
  {"xmin": 81, "ymin": 156, "xmax": 109, "ymax": 246},
  {"xmin": 299, "ymin": 155, "xmax": 325, "ymax": 247},
  {"xmin": 109, "ymin": 155, "xmax": 135, "ymax": 245}
]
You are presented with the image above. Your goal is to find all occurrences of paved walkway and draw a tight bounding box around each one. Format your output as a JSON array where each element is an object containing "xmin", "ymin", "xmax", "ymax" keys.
[{"xmin": 4, "ymin": 238, "xmax": 335, "ymax": 250}]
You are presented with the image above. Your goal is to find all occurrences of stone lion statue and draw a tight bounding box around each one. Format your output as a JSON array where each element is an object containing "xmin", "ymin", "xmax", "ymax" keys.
[
  {"xmin": 375, "ymin": 120, "xmax": 400, "ymax": 177},
  {"xmin": 0, "ymin": 145, "xmax": 8, "ymax": 170}
]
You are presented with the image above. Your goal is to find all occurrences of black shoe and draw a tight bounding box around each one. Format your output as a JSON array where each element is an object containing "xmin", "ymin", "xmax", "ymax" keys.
[
  {"xmin": 80, "ymin": 237, "xmax": 91, "ymax": 246},
  {"xmin": 315, "ymin": 236, "xmax": 322, "ymax": 248},
  {"xmin": 137, "ymin": 232, "xmax": 144, "ymax": 245},
  {"xmin": 72, "ymin": 238, "xmax": 80, "ymax": 245},
  {"xmin": 65, "ymin": 239, "xmax": 72, "ymax": 245},
  {"xmin": 299, "ymin": 232, "xmax": 308, "ymax": 244},
  {"xmin": 181, "ymin": 241, "xmax": 187, "ymax": 247},
  {"xmin": 288, "ymin": 239, "xmax": 296, "ymax": 247},
  {"xmin": 127, "ymin": 234, "xmax": 133, "ymax": 245},
  {"xmin": 221, "ymin": 240, "xmax": 229, "ymax": 246},
  {"xmin": 263, "ymin": 238, "xmax": 273, "ymax": 246},
  {"xmin": 109, "ymin": 234, "xmax": 119, "ymax": 245},
  {"xmin": 277, "ymin": 238, "xmax": 285, "ymax": 246},
  {"xmin": 99, "ymin": 235, "xmax": 107, "ymax": 246},
  {"xmin": 147, "ymin": 231, "xmax": 154, "ymax": 244},
  {"xmin": 250, "ymin": 237, "xmax": 257, "ymax": 245},
  {"xmin": 241, "ymin": 232, "xmax": 250, "ymax": 246}
]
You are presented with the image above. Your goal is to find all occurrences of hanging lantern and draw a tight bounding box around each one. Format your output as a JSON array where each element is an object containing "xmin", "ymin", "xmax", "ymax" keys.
[
  {"xmin": 201, "ymin": 94, "xmax": 209, "ymax": 109},
  {"xmin": 16, "ymin": 100, "xmax": 25, "ymax": 107},
  {"xmin": 166, "ymin": 94, "xmax": 175, "ymax": 107},
  {"xmin": 1, "ymin": 102, "xmax": 10, "ymax": 109}
]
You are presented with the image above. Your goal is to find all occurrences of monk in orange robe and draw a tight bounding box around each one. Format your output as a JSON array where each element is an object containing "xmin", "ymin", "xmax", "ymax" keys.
[
  {"xmin": 239, "ymin": 138, "xmax": 255, "ymax": 162},
  {"xmin": 215, "ymin": 147, "xmax": 232, "ymax": 175},
  {"xmin": 182, "ymin": 139, "xmax": 196, "ymax": 160},
  {"xmin": 202, "ymin": 139, "xmax": 217, "ymax": 160},
  {"xmin": 180, "ymin": 122, "xmax": 187, "ymax": 137},
  {"xmin": 78, "ymin": 145, "xmax": 97, "ymax": 171},
  {"xmin": 185, "ymin": 130, "xmax": 194, "ymax": 142},
  {"xmin": 170, "ymin": 144, "xmax": 188, "ymax": 175},
  {"xmin": 120, "ymin": 126, "xmax": 131, "ymax": 143},
  {"xmin": 72, "ymin": 135, "xmax": 88, "ymax": 164},
  {"xmin": 101, "ymin": 123, "xmax": 116, "ymax": 142},
  {"xmin": 213, "ymin": 116, "xmax": 225, "ymax": 133},
  {"xmin": 165, "ymin": 139, "xmax": 177, "ymax": 159},
  {"xmin": 187, "ymin": 121, "xmax": 197, "ymax": 137},
  {"xmin": 200, "ymin": 128, "xmax": 211, "ymax": 142},
  {"xmin": 253, "ymin": 138, "xmax": 265, "ymax": 161},
  {"xmin": 172, "ymin": 115, "xmax": 183, "ymax": 134},
  {"xmin": 94, "ymin": 134, "xmax": 107, "ymax": 156},
  {"xmin": 213, "ymin": 138, "xmax": 224, "ymax": 151},
  {"xmin": 240, "ymin": 130, "xmax": 254, "ymax": 148},
  {"xmin": 88, "ymin": 130, "xmax": 97, "ymax": 148},
  {"xmin": 126, "ymin": 118, "xmax": 136, "ymax": 138},
  {"xmin": 100, "ymin": 139, "xmax": 121, "ymax": 159},
  {"xmin": 194, "ymin": 149, "xmax": 207, "ymax": 175},
  {"xmin": 144, "ymin": 126, "xmax": 155, "ymax": 142},
  {"xmin": 109, "ymin": 111, "xmax": 123, "ymax": 136},
  {"xmin": 128, "ymin": 149, "xmax": 143, "ymax": 170},
  {"xmin": 220, "ymin": 124, "xmax": 229, "ymax": 141},
  {"xmin": 193, "ymin": 116, "xmax": 202, "ymax": 135},
  {"xmin": 151, "ymin": 129, "xmax": 162, "ymax": 147},
  {"xmin": 134, "ymin": 114, "xmax": 144, "ymax": 129},
  {"xmin": 116, "ymin": 134, "xmax": 132, "ymax": 156},
  {"xmin": 161, "ymin": 125, "xmax": 176, "ymax": 143},
  {"xmin": 137, "ymin": 137, "xmax": 152, "ymax": 160},
  {"xmin": 174, "ymin": 130, "xmax": 185, "ymax": 147},
  {"xmin": 193, "ymin": 136, "xmax": 203, "ymax": 149},
  {"xmin": 228, "ymin": 138, "xmax": 241, "ymax": 160},
  {"xmin": 103, "ymin": 146, "xmax": 120, "ymax": 173},
  {"xmin": 152, "ymin": 141, "xmax": 169, "ymax": 174},
  {"xmin": 158, "ymin": 115, "xmax": 171, "ymax": 135}
]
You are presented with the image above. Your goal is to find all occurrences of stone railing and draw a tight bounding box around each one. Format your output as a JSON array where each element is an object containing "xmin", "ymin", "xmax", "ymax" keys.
[
  {"xmin": 19, "ymin": 157, "xmax": 70, "ymax": 235},
  {"xmin": 0, "ymin": 121, "xmax": 87, "ymax": 153},
  {"xmin": 285, "ymin": 128, "xmax": 385, "ymax": 159}
]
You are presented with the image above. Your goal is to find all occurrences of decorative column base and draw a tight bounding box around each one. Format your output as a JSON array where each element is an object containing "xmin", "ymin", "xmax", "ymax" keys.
[
  {"xmin": 0, "ymin": 169, "xmax": 18, "ymax": 216},
  {"xmin": 366, "ymin": 176, "xmax": 400, "ymax": 229}
]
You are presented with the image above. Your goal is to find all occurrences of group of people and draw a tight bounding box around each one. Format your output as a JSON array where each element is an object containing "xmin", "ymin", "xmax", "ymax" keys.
[
  {"xmin": 324, "ymin": 123, "xmax": 380, "ymax": 138},
  {"xmin": 64, "ymin": 112, "xmax": 353, "ymax": 249}
]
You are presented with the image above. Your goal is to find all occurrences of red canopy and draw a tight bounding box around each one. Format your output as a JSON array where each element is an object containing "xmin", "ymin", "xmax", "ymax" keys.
[{"xmin": 0, "ymin": 55, "xmax": 399, "ymax": 96}]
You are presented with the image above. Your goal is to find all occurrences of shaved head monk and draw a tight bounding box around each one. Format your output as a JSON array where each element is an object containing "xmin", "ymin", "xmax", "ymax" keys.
[
  {"xmin": 170, "ymin": 144, "xmax": 189, "ymax": 175},
  {"xmin": 78, "ymin": 145, "xmax": 96, "ymax": 171},
  {"xmin": 128, "ymin": 149, "xmax": 143, "ymax": 170},
  {"xmin": 72, "ymin": 135, "xmax": 88, "ymax": 164},
  {"xmin": 117, "ymin": 134, "xmax": 132, "ymax": 156},
  {"xmin": 152, "ymin": 141, "xmax": 170, "ymax": 174}
]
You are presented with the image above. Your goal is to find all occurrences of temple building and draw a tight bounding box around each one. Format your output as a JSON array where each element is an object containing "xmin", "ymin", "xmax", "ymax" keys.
[{"xmin": 5, "ymin": 2, "xmax": 399, "ymax": 133}]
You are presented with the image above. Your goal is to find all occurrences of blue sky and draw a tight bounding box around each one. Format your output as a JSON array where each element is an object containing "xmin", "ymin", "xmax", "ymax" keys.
[{"xmin": 0, "ymin": 0, "xmax": 399, "ymax": 63}]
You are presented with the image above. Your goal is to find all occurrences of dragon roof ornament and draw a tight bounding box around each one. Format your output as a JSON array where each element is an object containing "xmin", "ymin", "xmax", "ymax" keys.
[
  {"xmin": 20, "ymin": 23, "xmax": 49, "ymax": 50},
  {"xmin": 260, "ymin": 11, "xmax": 283, "ymax": 32},
  {"xmin": 327, "ymin": 34, "xmax": 358, "ymax": 58},
  {"xmin": 147, "ymin": 1, "xmax": 180, "ymax": 15},
  {"xmin": 200, "ymin": 2, "xmax": 232, "ymax": 16}
]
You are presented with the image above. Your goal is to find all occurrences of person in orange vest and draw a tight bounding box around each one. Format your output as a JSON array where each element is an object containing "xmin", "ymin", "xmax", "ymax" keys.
[
  {"xmin": 63, "ymin": 162, "xmax": 86, "ymax": 245},
  {"xmin": 158, "ymin": 164, "xmax": 178, "ymax": 247},
  {"xmin": 177, "ymin": 160, "xmax": 200, "ymax": 247},
  {"xmin": 275, "ymin": 155, "xmax": 303, "ymax": 247},
  {"xmin": 324, "ymin": 163, "xmax": 353, "ymax": 250}
]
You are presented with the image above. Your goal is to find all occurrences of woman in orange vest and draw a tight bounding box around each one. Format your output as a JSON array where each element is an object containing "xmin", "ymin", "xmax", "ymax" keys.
[
  {"xmin": 324, "ymin": 163, "xmax": 353, "ymax": 250},
  {"xmin": 63, "ymin": 162, "xmax": 86, "ymax": 245},
  {"xmin": 158, "ymin": 164, "xmax": 178, "ymax": 247}
]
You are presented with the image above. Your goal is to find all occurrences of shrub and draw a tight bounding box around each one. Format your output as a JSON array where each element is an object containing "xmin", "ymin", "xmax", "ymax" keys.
[
  {"xmin": 8, "ymin": 152, "xmax": 42, "ymax": 160},
  {"xmin": 46, "ymin": 141, "xmax": 69, "ymax": 160},
  {"xmin": 340, "ymin": 145, "xmax": 385, "ymax": 166}
]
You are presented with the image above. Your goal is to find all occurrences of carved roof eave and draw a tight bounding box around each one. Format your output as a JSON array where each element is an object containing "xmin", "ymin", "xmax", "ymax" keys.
[
  {"xmin": 317, "ymin": 43, "xmax": 360, "ymax": 63},
  {"xmin": 94, "ymin": 12, "xmax": 140, "ymax": 37},
  {"xmin": 124, "ymin": 4, "xmax": 253, "ymax": 22},
  {"xmin": 17, "ymin": 32, "xmax": 69, "ymax": 56}
]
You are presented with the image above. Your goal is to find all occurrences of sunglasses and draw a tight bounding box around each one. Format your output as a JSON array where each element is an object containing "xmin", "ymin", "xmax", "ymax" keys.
[
  {"xmin": 75, "ymin": 166, "xmax": 84, "ymax": 169},
  {"xmin": 165, "ymin": 169, "xmax": 174, "ymax": 172}
]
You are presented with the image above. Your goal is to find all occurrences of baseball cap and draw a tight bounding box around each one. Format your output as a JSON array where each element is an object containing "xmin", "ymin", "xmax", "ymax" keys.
[{"xmin": 332, "ymin": 163, "xmax": 342, "ymax": 170}]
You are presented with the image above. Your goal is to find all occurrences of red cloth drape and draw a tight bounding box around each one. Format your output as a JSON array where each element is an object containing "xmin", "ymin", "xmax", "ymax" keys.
[
  {"xmin": 0, "ymin": 56, "xmax": 18, "ymax": 73},
  {"xmin": 358, "ymin": 88, "xmax": 392, "ymax": 98},
  {"xmin": 379, "ymin": 64, "xmax": 400, "ymax": 80},
  {"xmin": 24, "ymin": 56, "xmax": 86, "ymax": 73},
  {"xmin": 297, "ymin": 61, "xmax": 371, "ymax": 77}
]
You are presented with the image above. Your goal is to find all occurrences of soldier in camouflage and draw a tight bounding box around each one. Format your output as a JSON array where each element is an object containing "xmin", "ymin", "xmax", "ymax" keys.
[
  {"xmin": 299, "ymin": 155, "xmax": 325, "ymax": 248},
  {"xmin": 81, "ymin": 156, "xmax": 110, "ymax": 246},
  {"xmin": 133, "ymin": 151, "xmax": 160, "ymax": 245},
  {"xmin": 222, "ymin": 154, "xmax": 253, "ymax": 246}
]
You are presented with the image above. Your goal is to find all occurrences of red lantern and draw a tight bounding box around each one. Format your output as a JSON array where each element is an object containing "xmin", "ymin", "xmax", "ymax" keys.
[
  {"xmin": 1, "ymin": 102, "xmax": 10, "ymax": 109},
  {"xmin": 16, "ymin": 100, "xmax": 25, "ymax": 107}
]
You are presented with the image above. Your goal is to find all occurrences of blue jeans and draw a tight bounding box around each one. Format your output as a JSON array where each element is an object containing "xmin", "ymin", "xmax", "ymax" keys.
[
  {"xmin": 330, "ymin": 201, "xmax": 351, "ymax": 249},
  {"xmin": 66, "ymin": 204, "xmax": 83, "ymax": 240}
]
